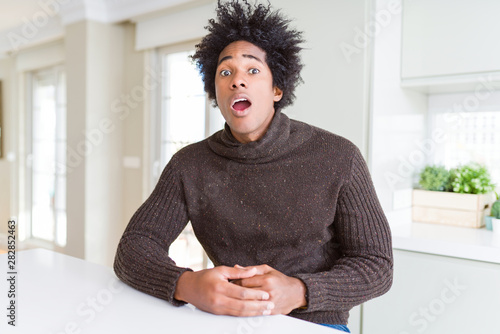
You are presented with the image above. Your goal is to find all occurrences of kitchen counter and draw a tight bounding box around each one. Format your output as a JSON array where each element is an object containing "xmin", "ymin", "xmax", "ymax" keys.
[{"xmin": 388, "ymin": 209, "xmax": 500, "ymax": 264}]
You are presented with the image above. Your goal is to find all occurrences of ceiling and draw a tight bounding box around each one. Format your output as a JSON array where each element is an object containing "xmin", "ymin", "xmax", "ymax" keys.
[
  {"xmin": 0, "ymin": 0, "xmax": 44, "ymax": 33},
  {"xmin": 0, "ymin": 0, "xmax": 201, "ymax": 56}
]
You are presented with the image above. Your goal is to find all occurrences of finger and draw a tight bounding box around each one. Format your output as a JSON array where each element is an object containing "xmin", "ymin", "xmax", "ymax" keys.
[
  {"xmin": 224, "ymin": 281, "xmax": 270, "ymax": 301},
  {"xmin": 238, "ymin": 275, "xmax": 267, "ymax": 289},
  {"xmin": 219, "ymin": 297, "xmax": 275, "ymax": 317},
  {"xmin": 222, "ymin": 266, "xmax": 258, "ymax": 280},
  {"xmin": 239, "ymin": 264, "xmax": 273, "ymax": 276},
  {"xmin": 229, "ymin": 278, "xmax": 242, "ymax": 285}
]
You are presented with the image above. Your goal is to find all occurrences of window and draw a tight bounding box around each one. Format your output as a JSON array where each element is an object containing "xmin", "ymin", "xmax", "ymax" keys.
[
  {"xmin": 26, "ymin": 66, "xmax": 67, "ymax": 247},
  {"xmin": 428, "ymin": 92, "xmax": 500, "ymax": 188},
  {"xmin": 160, "ymin": 50, "xmax": 207, "ymax": 165},
  {"xmin": 154, "ymin": 43, "xmax": 224, "ymax": 270}
]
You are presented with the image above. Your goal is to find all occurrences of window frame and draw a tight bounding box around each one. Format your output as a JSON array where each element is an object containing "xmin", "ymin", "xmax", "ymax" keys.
[
  {"xmin": 146, "ymin": 41, "xmax": 225, "ymax": 270},
  {"xmin": 149, "ymin": 40, "xmax": 223, "ymax": 188},
  {"xmin": 24, "ymin": 64, "xmax": 67, "ymax": 251}
]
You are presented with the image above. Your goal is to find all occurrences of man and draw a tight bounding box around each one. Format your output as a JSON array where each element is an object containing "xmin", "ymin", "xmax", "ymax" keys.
[{"xmin": 114, "ymin": 1, "xmax": 393, "ymax": 332}]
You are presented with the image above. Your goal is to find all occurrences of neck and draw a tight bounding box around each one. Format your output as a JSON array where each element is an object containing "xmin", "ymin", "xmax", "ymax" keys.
[
  {"xmin": 230, "ymin": 125, "xmax": 269, "ymax": 144},
  {"xmin": 208, "ymin": 111, "xmax": 313, "ymax": 164},
  {"xmin": 229, "ymin": 110, "xmax": 276, "ymax": 144}
]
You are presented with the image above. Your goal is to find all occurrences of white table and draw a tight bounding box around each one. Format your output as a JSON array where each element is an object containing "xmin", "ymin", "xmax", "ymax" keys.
[{"xmin": 0, "ymin": 249, "xmax": 338, "ymax": 333}]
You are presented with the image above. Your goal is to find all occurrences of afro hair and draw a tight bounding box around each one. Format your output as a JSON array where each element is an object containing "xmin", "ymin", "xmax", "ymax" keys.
[{"xmin": 191, "ymin": 0, "xmax": 304, "ymax": 111}]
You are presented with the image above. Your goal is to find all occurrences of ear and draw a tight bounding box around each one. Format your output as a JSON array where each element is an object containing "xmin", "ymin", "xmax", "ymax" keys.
[{"xmin": 273, "ymin": 86, "xmax": 283, "ymax": 102}]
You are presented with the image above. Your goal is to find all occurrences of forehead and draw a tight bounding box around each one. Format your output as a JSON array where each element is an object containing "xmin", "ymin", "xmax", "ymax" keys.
[{"xmin": 217, "ymin": 40, "xmax": 267, "ymax": 63}]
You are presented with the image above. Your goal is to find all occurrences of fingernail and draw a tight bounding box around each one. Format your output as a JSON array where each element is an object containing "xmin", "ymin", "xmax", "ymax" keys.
[
  {"xmin": 262, "ymin": 292, "xmax": 269, "ymax": 300},
  {"xmin": 267, "ymin": 302, "xmax": 275, "ymax": 310},
  {"xmin": 263, "ymin": 309, "xmax": 272, "ymax": 316},
  {"xmin": 235, "ymin": 264, "xmax": 244, "ymax": 269}
]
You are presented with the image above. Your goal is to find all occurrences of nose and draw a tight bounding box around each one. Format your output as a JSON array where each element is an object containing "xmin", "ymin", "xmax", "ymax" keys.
[{"xmin": 231, "ymin": 72, "xmax": 246, "ymax": 89}]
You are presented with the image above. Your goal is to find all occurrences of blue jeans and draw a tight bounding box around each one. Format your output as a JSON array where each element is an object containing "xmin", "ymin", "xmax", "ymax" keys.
[{"xmin": 320, "ymin": 324, "xmax": 350, "ymax": 332}]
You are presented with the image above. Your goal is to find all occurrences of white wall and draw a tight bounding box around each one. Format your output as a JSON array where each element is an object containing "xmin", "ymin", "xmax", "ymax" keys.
[
  {"xmin": 64, "ymin": 22, "xmax": 87, "ymax": 259},
  {"xmin": 0, "ymin": 20, "xmax": 143, "ymax": 265},
  {"xmin": 0, "ymin": 58, "xmax": 15, "ymax": 234},
  {"xmin": 370, "ymin": 0, "xmax": 428, "ymax": 214},
  {"xmin": 273, "ymin": 0, "xmax": 372, "ymax": 156},
  {"xmin": 1, "ymin": 0, "xmax": 379, "ymax": 268},
  {"xmin": 136, "ymin": 0, "xmax": 373, "ymax": 156},
  {"xmin": 121, "ymin": 23, "xmax": 146, "ymax": 232},
  {"xmin": 65, "ymin": 20, "xmax": 126, "ymax": 265}
]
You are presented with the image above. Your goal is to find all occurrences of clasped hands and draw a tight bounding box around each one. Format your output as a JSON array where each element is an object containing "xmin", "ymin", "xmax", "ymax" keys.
[{"xmin": 174, "ymin": 264, "xmax": 307, "ymax": 317}]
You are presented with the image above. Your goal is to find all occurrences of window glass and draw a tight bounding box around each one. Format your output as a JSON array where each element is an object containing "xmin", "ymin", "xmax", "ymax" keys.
[
  {"xmin": 159, "ymin": 48, "xmax": 224, "ymax": 270},
  {"xmin": 431, "ymin": 110, "xmax": 500, "ymax": 187},
  {"xmin": 30, "ymin": 68, "xmax": 67, "ymax": 247},
  {"xmin": 161, "ymin": 50, "xmax": 207, "ymax": 166}
]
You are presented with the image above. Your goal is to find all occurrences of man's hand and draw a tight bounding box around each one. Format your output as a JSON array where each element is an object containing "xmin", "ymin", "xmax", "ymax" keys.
[
  {"xmin": 174, "ymin": 266, "xmax": 275, "ymax": 316},
  {"xmin": 233, "ymin": 264, "xmax": 307, "ymax": 315}
]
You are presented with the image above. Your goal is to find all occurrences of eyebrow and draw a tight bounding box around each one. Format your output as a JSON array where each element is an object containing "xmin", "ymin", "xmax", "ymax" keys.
[{"xmin": 218, "ymin": 54, "xmax": 264, "ymax": 66}]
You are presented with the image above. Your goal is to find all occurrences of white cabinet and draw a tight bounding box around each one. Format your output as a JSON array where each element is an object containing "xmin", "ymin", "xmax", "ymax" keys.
[
  {"xmin": 362, "ymin": 249, "xmax": 500, "ymax": 333},
  {"xmin": 401, "ymin": 0, "xmax": 500, "ymax": 85}
]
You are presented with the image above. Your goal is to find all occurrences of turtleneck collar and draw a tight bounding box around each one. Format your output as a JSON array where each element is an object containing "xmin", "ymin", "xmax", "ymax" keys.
[{"xmin": 207, "ymin": 111, "xmax": 312, "ymax": 164}]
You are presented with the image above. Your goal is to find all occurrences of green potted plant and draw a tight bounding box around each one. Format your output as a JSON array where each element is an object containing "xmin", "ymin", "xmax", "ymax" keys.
[
  {"xmin": 485, "ymin": 193, "xmax": 499, "ymax": 230},
  {"xmin": 413, "ymin": 163, "xmax": 496, "ymax": 228},
  {"xmin": 490, "ymin": 198, "xmax": 500, "ymax": 233},
  {"xmin": 449, "ymin": 164, "xmax": 495, "ymax": 194},
  {"xmin": 418, "ymin": 165, "xmax": 451, "ymax": 192}
]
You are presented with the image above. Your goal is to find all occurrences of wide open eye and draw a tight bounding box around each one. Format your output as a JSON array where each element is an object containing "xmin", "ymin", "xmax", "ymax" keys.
[
  {"xmin": 220, "ymin": 69, "xmax": 231, "ymax": 77},
  {"xmin": 249, "ymin": 68, "xmax": 260, "ymax": 74}
]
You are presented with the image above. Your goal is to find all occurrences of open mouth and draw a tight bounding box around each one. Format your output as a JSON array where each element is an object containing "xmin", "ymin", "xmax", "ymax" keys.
[{"xmin": 232, "ymin": 98, "xmax": 252, "ymax": 111}]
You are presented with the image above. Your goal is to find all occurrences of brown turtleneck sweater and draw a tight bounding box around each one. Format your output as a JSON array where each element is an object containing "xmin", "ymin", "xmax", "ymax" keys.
[{"xmin": 114, "ymin": 111, "xmax": 393, "ymax": 325}]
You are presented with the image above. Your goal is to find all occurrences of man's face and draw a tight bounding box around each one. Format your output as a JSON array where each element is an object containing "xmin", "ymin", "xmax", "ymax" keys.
[{"xmin": 215, "ymin": 40, "xmax": 283, "ymax": 143}]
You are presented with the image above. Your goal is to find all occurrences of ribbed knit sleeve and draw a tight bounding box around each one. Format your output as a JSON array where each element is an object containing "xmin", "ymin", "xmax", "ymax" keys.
[
  {"xmin": 114, "ymin": 157, "xmax": 191, "ymax": 306},
  {"xmin": 293, "ymin": 147, "xmax": 393, "ymax": 318}
]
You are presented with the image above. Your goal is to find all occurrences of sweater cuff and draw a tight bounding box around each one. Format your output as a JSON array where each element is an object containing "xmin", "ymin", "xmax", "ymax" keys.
[
  {"xmin": 292, "ymin": 273, "xmax": 327, "ymax": 313},
  {"xmin": 170, "ymin": 267, "xmax": 194, "ymax": 306}
]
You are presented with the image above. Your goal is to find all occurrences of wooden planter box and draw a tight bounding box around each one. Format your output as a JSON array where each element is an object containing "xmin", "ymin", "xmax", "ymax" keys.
[{"xmin": 412, "ymin": 189, "xmax": 495, "ymax": 228}]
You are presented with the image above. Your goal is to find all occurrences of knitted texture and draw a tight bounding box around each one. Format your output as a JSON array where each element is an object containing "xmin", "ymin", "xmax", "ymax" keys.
[{"xmin": 114, "ymin": 111, "xmax": 393, "ymax": 325}]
